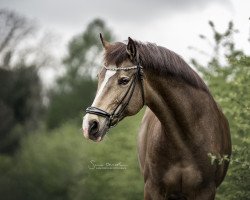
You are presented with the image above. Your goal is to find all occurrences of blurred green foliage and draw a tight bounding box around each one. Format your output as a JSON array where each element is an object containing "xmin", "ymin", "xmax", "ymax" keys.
[
  {"xmin": 46, "ymin": 77, "xmax": 97, "ymax": 129},
  {"xmin": 0, "ymin": 65, "xmax": 42, "ymax": 154},
  {"xmin": 191, "ymin": 21, "xmax": 250, "ymax": 199},
  {"xmin": 0, "ymin": 111, "xmax": 144, "ymax": 200},
  {"xmin": 46, "ymin": 19, "xmax": 115, "ymax": 129},
  {"xmin": 0, "ymin": 10, "xmax": 43, "ymax": 154}
]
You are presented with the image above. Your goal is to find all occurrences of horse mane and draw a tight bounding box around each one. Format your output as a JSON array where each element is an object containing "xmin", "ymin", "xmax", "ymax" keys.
[{"xmin": 104, "ymin": 40, "xmax": 210, "ymax": 93}]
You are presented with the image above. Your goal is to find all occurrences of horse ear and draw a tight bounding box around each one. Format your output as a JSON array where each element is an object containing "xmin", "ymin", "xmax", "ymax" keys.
[
  {"xmin": 126, "ymin": 37, "xmax": 137, "ymax": 60},
  {"xmin": 100, "ymin": 33, "xmax": 110, "ymax": 49}
]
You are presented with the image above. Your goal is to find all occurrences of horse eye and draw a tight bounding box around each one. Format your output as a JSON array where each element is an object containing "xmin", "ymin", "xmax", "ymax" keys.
[{"xmin": 118, "ymin": 77, "xmax": 130, "ymax": 85}]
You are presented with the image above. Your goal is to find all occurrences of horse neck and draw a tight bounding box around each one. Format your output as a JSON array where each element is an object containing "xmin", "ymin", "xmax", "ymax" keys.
[{"xmin": 144, "ymin": 71, "xmax": 213, "ymax": 144}]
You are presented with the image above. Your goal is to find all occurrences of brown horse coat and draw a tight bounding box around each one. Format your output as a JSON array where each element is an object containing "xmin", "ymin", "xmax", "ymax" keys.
[{"xmin": 83, "ymin": 37, "xmax": 231, "ymax": 200}]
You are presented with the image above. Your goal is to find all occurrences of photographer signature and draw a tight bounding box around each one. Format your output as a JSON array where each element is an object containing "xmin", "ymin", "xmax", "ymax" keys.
[{"xmin": 88, "ymin": 160, "xmax": 128, "ymax": 170}]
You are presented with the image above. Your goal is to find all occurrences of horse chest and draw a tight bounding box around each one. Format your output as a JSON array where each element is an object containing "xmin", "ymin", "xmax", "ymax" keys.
[
  {"xmin": 146, "ymin": 162, "xmax": 203, "ymax": 191},
  {"xmin": 164, "ymin": 165, "xmax": 202, "ymax": 189}
]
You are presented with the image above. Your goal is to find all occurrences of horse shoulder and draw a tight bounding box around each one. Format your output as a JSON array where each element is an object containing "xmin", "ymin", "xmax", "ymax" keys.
[{"xmin": 137, "ymin": 107, "xmax": 160, "ymax": 174}]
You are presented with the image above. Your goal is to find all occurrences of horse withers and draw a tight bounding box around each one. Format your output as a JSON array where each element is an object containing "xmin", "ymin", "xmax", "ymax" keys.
[{"xmin": 82, "ymin": 34, "xmax": 231, "ymax": 200}]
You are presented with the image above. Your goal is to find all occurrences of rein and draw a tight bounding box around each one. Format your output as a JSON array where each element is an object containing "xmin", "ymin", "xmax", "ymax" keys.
[{"xmin": 86, "ymin": 63, "xmax": 144, "ymax": 128}]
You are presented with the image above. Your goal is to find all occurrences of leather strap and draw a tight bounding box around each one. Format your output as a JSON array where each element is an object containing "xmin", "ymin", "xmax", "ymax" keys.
[{"xmin": 86, "ymin": 63, "xmax": 144, "ymax": 128}]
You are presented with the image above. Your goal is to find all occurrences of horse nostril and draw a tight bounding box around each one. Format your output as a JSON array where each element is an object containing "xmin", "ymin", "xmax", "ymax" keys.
[{"xmin": 88, "ymin": 120, "xmax": 99, "ymax": 136}]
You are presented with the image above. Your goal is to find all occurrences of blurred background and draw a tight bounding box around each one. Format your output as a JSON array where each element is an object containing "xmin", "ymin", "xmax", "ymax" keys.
[{"xmin": 0, "ymin": 0, "xmax": 249, "ymax": 199}]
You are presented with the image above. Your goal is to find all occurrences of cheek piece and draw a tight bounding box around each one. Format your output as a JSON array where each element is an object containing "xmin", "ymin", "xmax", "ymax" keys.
[{"xmin": 85, "ymin": 62, "xmax": 144, "ymax": 129}]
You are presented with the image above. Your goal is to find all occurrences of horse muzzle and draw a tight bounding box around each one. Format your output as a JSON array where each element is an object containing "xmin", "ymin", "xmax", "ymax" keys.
[{"xmin": 82, "ymin": 114, "xmax": 109, "ymax": 142}]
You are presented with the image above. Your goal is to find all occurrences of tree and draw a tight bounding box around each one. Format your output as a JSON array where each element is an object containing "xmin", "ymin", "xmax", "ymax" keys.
[
  {"xmin": 46, "ymin": 18, "xmax": 115, "ymax": 129},
  {"xmin": 0, "ymin": 9, "xmax": 50, "ymax": 154},
  {"xmin": 191, "ymin": 21, "xmax": 250, "ymax": 200},
  {"xmin": 63, "ymin": 18, "xmax": 114, "ymax": 78},
  {"xmin": 0, "ymin": 9, "xmax": 35, "ymax": 67},
  {"xmin": 0, "ymin": 113, "xmax": 144, "ymax": 200}
]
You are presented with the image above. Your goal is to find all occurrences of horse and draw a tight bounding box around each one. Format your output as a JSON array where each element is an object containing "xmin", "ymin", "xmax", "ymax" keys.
[{"xmin": 82, "ymin": 34, "xmax": 231, "ymax": 200}]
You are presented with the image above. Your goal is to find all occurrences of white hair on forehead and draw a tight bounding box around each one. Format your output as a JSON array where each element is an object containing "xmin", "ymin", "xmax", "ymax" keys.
[
  {"xmin": 91, "ymin": 69, "xmax": 116, "ymax": 106},
  {"xmin": 82, "ymin": 68, "xmax": 116, "ymax": 132}
]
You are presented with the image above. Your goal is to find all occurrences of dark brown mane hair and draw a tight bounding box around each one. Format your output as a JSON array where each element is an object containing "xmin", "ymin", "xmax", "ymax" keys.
[{"xmin": 104, "ymin": 40, "xmax": 209, "ymax": 93}]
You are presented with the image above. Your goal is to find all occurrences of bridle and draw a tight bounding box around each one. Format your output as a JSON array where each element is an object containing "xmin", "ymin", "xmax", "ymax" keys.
[{"xmin": 85, "ymin": 61, "xmax": 144, "ymax": 129}]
